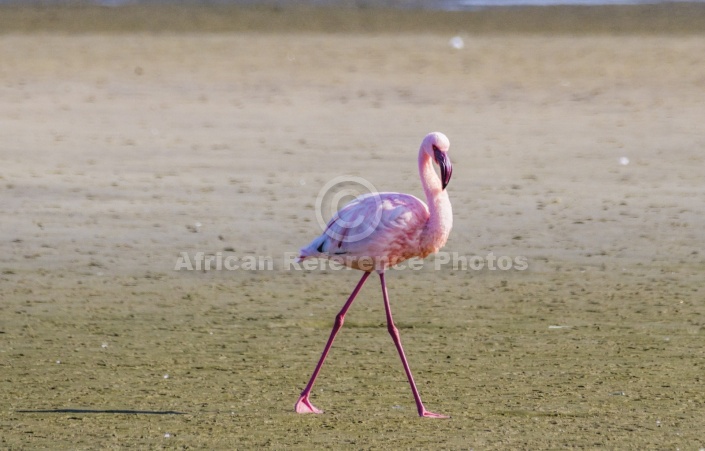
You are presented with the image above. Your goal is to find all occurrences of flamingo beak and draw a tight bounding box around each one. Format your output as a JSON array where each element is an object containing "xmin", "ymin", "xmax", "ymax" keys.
[{"xmin": 434, "ymin": 148, "xmax": 453, "ymax": 190}]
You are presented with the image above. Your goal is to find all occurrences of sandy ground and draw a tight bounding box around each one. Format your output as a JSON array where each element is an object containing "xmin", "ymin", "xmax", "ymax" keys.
[{"xmin": 1, "ymin": 6, "xmax": 705, "ymax": 449}]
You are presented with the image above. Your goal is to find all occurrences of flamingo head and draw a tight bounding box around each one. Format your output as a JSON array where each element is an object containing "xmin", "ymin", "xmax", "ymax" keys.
[{"xmin": 423, "ymin": 132, "xmax": 452, "ymax": 190}]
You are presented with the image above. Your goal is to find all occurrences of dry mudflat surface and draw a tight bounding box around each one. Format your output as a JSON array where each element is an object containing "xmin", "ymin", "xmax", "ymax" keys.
[{"xmin": 1, "ymin": 5, "xmax": 704, "ymax": 449}]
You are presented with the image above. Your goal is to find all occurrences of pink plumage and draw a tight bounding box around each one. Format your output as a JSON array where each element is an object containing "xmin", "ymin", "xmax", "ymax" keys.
[{"xmin": 295, "ymin": 132, "xmax": 453, "ymax": 418}]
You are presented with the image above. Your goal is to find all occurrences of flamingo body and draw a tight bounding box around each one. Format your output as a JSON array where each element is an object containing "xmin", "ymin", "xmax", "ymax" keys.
[
  {"xmin": 295, "ymin": 132, "xmax": 453, "ymax": 418},
  {"xmin": 299, "ymin": 191, "xmax": 434, "ymax": 270}
]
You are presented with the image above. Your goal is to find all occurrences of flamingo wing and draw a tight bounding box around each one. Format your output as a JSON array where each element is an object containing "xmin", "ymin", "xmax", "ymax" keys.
[{"xmin": 300, "ymin": 192, "xmax": 429, "ymax": 261}]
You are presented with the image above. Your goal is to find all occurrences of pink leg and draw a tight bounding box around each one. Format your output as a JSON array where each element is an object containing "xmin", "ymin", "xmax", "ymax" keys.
[
  {"xmin": 379, "ymin": 272, "xmax": 449, "ymax": 418},
  {"xmin": 295, "ymin": 271, "xmax": 371, "ymax": 414}
]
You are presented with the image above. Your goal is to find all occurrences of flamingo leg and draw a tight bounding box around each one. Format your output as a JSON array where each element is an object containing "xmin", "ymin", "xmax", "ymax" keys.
[
  {"xmin": 379, "ymin": 272, "xmax": 449, "ymax": 419},
  {"xmin": 295, "ymin": 271, "xmax": 371, "ymax": 414}
]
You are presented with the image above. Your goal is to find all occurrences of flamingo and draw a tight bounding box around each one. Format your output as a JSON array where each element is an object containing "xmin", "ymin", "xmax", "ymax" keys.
[{"xmin": 295, "ymin": 132, "xmax": 453, "ymax": 418}]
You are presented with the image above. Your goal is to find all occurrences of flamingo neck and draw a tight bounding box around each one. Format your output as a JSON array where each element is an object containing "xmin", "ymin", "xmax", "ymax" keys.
[
  {"xmin": 418, "ymin": 148, "xmax": 453, "ymax": 254},
  {"xmin": 418, "ymin": 149, "xmax": 443, "ymax": 201}
]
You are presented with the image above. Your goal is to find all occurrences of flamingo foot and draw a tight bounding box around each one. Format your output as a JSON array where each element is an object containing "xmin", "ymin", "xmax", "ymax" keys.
[
  {"xmin": 420, "ymin": 410, "xmax": 450, "ymax": 419},
  {"xmin": 295, "ymin": 395, "xmax": 323, "ymax": 414}
]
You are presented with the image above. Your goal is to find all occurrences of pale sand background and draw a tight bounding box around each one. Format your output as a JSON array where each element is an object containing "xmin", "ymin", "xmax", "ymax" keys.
[{"xmin": 1, "ymin": 6, "xmax": 705, "ymax": 449}]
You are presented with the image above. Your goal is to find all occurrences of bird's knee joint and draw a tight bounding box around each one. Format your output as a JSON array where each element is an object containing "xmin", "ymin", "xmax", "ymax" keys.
[
  {"xmin": 387, "ymin": 324, "xmax": 399, "ymax": 337},
  {"xmin": 334, "ymin": 314, "xmax": 345, "ymax": 329}
]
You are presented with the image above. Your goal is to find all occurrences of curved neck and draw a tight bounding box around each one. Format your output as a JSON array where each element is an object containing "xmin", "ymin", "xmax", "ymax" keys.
[
  {"xmin": 418, "ymin": 148, "xmax": 445, "ymax": 209},
  {"xmin": 418, "ymin": 148, "xmax": 452, "ymax": 254}
]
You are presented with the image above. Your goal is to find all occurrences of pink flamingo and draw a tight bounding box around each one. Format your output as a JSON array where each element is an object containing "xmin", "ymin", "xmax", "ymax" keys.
[{"xmin": 295, "ymin": 132, "xmax": 453, "ymax": 418}]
